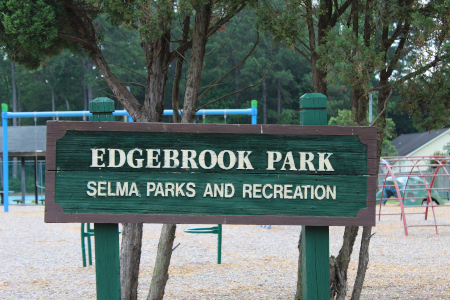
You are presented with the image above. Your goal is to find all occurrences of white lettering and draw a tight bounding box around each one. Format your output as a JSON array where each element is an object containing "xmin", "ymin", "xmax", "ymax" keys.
[
  {"xmin": 87, "ymin": 181, "xmax": 97, "ymax": 196},
  {"xmin": 181, "ymin": 150, "xmax": 198, "ymax": 169},
  {"xmin": 318, "ymin": 152, "xmax": 334, "ymax": 171},
  {"xmin": 107, "ymin": 149, "xmax": 126, "ymax": 168},
  {"xmin": 237, "ymin": 151, "xmax": 254, "ymax": 170},
  {"xmin": 315, "ymin": 185, "xmax": 326, "ymax": 200},
  {"xmin": 186, "ymin": 183, "xmax": 196, "ymax": 197},
  {"xmin": 281, "ymin": 152, "xmax": 296, "ymax": 171},
  {"xmin": 243, "ymin": 184, "xmax": 252, "ymax": 198},
  {"xmin": 266, "ymin": 151, "xmax": 282, "ymax": 170},
  {"xmin": 198, "ymin": 150, "xmax": 217, "ymax": 169},
  {"xmin": 90, "ymin": 148, "xmax": 106, "ymax": 167},
  {"xmin": 218, "ymin": 150, "xmax": 237, "ymax": 170},
  {"xmin": 127, "ymin": 149, "xmax": 144, "ymax": 168},
  {"xmin": 203, "ymin": 183, "xmax": 214, "ymax": 197},
  {"xmin": 299, "ymin": 152, "xmax": 315, "ymax": 171},
  {"xmin": 163, "ymin": 150, "xmax": 179, "ymax": 168},
  {"xmin": 146, "ymin": 149, "xmax": 161, "ymax": 168}
]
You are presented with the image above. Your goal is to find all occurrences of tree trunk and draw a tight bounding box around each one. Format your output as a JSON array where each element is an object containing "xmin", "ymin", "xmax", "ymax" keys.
[
  {"xmin": 277, "ymin": 77, "xmax": 281, "ymax": 115},
  {"xmin": 141, "ymin": 32, "xmax": 171, "ymax": 122},
  {"xmin": 181, "ymin": 1, "xmax": 212, "ymax": 123},
  {"xmin": 11, "ymin": 62, "xmax": 17, "ymax": 126},
  {"xmin": 262, "ymin": 78, "xmax": 267, "ymax": 124},
  {"xmin": 51, "ymin": 85, "xmax": 56, "ymax": 114},
  {"xmin": 90, "ymin": 48, "xmax": 142, "ymax": 121},
  {"xmin": 120, "ymin": 223, "xmax": 143, "ymax": 300},
  {"xmin": 147, "ymin": 224, "xmax": 177, "ymax": 300},
  {"xmin": 17, "ymin": 65, "xmax": 21, "ymax": 126},
  {"xmin": 172, "ymin": 16, "xmax": 190, "ymax": 124},
  {"xmin": 87, "ymin": 59, "xmax": 94, "ymax": 103},
  {"xmin": 294, "ymin": 231, "xmax": 302, "ymax": 300},
  {"xmin": 333, "ymin": 226, "xmax": 359, "ymax": 300},
  {"xmin": 350, "ymin": 226, "xmax": 372, "ymax": 300}
]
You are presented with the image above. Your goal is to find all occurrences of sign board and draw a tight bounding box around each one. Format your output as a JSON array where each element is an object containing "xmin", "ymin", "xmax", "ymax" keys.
[{"xmin": 45, "ymin": 122, "xmax": 377, "ymax": 226}]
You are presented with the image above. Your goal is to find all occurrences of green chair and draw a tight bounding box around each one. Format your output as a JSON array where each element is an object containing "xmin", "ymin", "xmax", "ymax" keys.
[{"xmin": 81, "ymin": 223, "xmax": 95, "ymax": 267}]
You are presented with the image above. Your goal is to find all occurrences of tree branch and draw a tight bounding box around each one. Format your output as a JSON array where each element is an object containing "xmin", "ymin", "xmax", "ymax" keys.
[
  {"xmin": 169, "ymin": 4, "xmax": 246, "ymax": 63},
  {"xmin": 197, "ymin": 49, "xmax": 273, "ymax": 111},
  {"xmin": 197, "ymin": 31, "xmax": 259, "ymax": 101},
  {"xmin": 57, "ymin": 33, "xmax": 97, "ymax": 51},
  {"xmin": 107, "ymin": 63, "xmax": 146, "ymax": 79}
]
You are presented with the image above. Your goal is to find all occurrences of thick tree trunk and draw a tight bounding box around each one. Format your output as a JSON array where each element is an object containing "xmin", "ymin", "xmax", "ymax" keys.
[
  {"xmin": 121, "ymin": 223, "xmax": 143, "ymax": 300},
  {"xmin": 181, "ymin": 1, "xmax": 212, "ymax": 123},
  {"xmin": 141, "ymin": 32, "xmax": 171, "ymax": 122},
  {"xmin": 306, "ymin": 0, "xmax": 327, "ymax": 95}
]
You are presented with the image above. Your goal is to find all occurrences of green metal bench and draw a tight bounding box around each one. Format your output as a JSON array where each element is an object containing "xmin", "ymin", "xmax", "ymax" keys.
[{"xmin": 184, "ymin": 224, "xmax": 222, "ymax": 264}]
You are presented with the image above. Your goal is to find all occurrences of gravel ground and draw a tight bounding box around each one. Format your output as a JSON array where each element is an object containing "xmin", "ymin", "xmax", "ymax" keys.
[{"xmin": 1, "ymin": 204, "xmax": 449, "ymax": 299}]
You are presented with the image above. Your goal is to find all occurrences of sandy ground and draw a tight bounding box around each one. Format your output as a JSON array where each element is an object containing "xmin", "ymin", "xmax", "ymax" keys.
[{"xmin": 1, "ymin": 204, "xmax": 449, "ymax": 299}]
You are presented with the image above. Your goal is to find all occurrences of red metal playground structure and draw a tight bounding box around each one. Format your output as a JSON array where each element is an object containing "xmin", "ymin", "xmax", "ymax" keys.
[{"xmin": 377, "ymin": 156, "xmax": 450, "ymax": 235}]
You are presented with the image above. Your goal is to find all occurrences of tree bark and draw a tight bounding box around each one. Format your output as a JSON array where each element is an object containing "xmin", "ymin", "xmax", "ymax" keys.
[
  {"xmin": 262, "ymin": 78, "xmax": 267, "ymax": 124},
  {"xmin": 333, "ymin": 226, "xmax": 359, "ymax": 300},
  {"xmin": 181, "ymin": 1, "xmax": 213, "ymax": 123},
  {"xmin": 147, "ymin": 224, "xmax": 177, "ymax": 300},
  {"xmin": 121, "ymin": 223, "xmax": 143, "ymax": 300},
  {"xmin": 172, "ymin": 16, "xmax": 190, "ymax": 123},
  {"xmin": 140, "ymin": 32, "xmax": 171, "ymax": 122},
  {"xmin": 234, "ymin": 57, "xmax": 240, "ymax": 109},
  {"xmin": 294, "ymin": 231, "xmax": 302, "ymax": 300},
  {"xmin": 350, "ymin": 226, "xmax": 372, "ymax": 300},
  {"xmin": 11, "ymin": 62, "xmax": 17, "ymax": 126},
  {"xmin": 277, "ymin": 77, "xmax": 281, "ymax": 115}
]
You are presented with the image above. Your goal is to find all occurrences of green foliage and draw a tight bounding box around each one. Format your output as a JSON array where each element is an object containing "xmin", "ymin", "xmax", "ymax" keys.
[
  {"xmin": 317, "ymin": 26, "xmax": 384, "ymax": 94},
  {"xmin": 0, "ymin": 1, "xmax": 80, "ymax": 69},
  {"xmin": 329, "ymin": 109, "xmax": 398, "ymax": 157},
  {"xmin": 328, "ymin": 109, "xmax": 358, "ymax": 126}
]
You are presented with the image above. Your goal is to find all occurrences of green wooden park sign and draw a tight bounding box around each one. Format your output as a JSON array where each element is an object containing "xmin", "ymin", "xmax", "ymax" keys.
[{"xmin": 45, "ymin": 122, "xmax": 377, "ymax": 226}]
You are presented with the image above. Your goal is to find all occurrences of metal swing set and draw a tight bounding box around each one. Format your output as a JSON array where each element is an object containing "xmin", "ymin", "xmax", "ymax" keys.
[
  {"xmin": 377, "ymin": 156, "xmax": 450, "ymax": 235},
  {"xmin": 1, "ymin": 100, "xmax": 258, "ymax": 213}
]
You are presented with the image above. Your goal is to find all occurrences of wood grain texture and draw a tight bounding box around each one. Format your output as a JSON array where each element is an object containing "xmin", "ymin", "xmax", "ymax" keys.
[
  {"xmin": 94, "ymin": 223, "xmax": 120, "ymax": 300},
  {"xmin": 302, "ymin": 226, "xmax": 330, "ymax": 300},
  {"xmin": 45, "ymin": 122, "xmax": 377, "ymax": 226}
]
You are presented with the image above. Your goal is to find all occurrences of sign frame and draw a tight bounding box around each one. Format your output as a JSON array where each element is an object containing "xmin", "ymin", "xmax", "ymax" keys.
[{"xmin": 45, "ymin": 121, "xmax": 377, "ymax": 226}]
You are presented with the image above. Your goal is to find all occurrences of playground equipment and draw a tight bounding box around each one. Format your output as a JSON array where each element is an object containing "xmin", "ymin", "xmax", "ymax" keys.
[
  {"xmin": 184, "ymin": 225, "xmax": 222, "ymax": 264},
  {"xmin": 81, "ymin": 223, "xmax": 95, "ymax": 267},
  {"xmin": 377, "ymin": 156, "xmax": 450, "ymax": 235},
  {"xmin": 1, "ymin": 101, "xmax": 257, "ymax": 212}
]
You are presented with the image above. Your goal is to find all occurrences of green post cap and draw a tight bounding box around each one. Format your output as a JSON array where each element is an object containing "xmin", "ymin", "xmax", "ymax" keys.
[
  {"xmin": 89, "ymin": 97, "xmax": 115, "ymax": 121},
  {"xmin": 299, "ymin": 93, "xmax": 327, "ymax": 125},
  {"xmin": 299, "ymin": 93, "xmax": 327, "ymax": 109},
  {"xmin": 89, "ymin": 97, "xmax": 115, "ymax": 113},
  {"xmin": 251, "ymin": 100, "xmax": 258, "ymax": 108},
  {"xmin": 1, "ymin": 103, "xmax": 8, "ymax": 112}
]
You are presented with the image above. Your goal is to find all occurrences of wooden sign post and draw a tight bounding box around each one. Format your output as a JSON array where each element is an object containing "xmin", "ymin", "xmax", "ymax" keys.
[
  {"xmin": 89, "ymin": 98, "xmax": 120, "ymax": 300},
  {"xmin": 300, "ymin": 93, "xmax": 330, "ymax": 299},
  {"xmin": 45, "ymin": 94, "xmax": 376, "ymax": 299}
]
